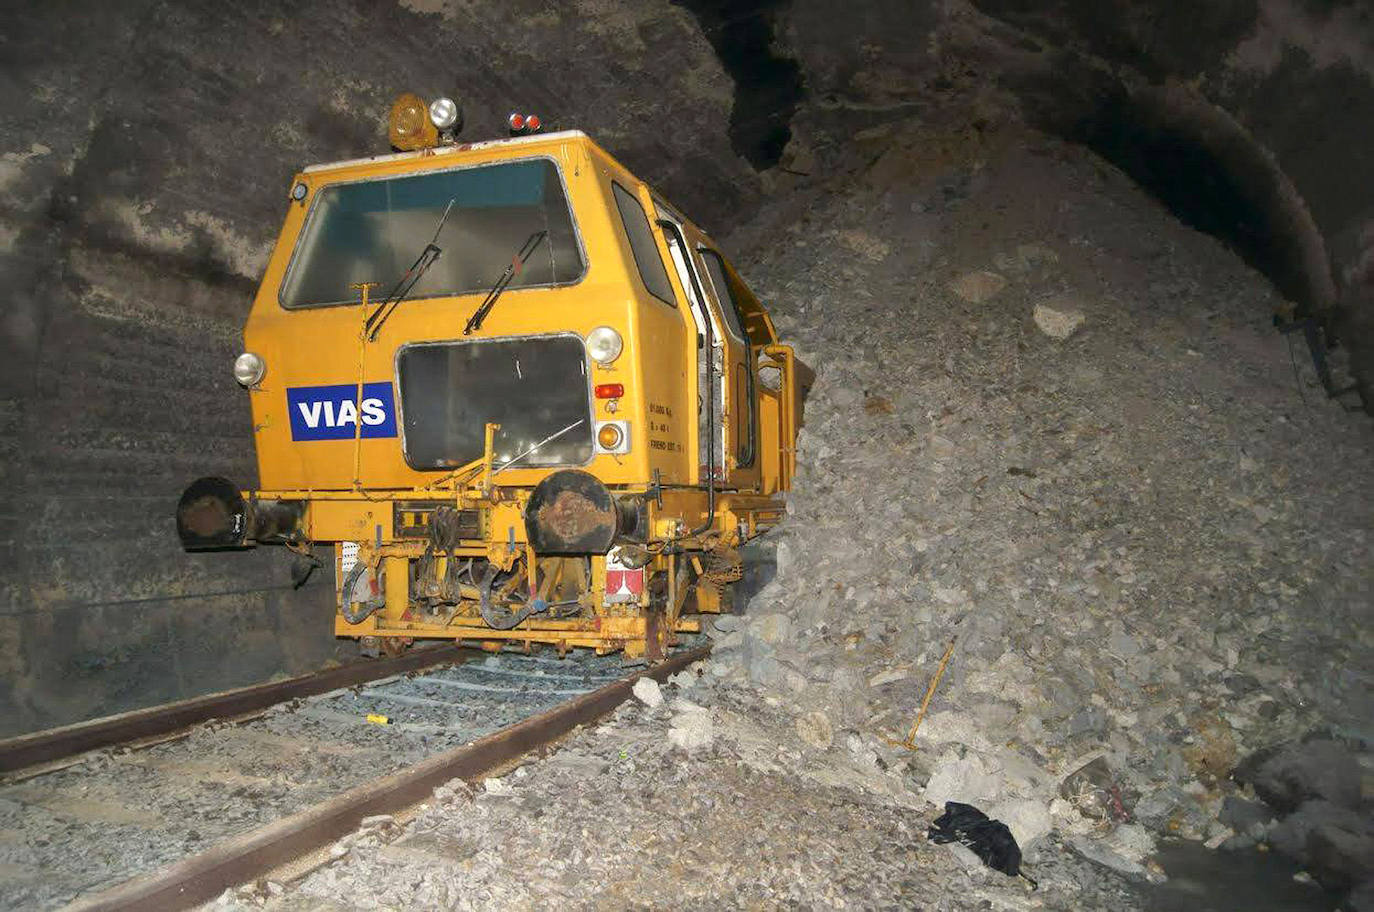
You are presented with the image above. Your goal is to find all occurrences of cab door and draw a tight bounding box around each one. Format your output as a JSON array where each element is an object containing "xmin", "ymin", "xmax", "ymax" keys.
[
  {"xmin": 654, "ymin": 207, "xmax": 726, "ymax": 482},
  {"xmin": 694, "ymin": 246, "xmax": 757, "ymax": 485}
]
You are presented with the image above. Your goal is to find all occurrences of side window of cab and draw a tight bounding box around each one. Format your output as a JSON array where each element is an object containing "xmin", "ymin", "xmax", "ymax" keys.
[
  {"xmin": 611, "ymin": 182, "xmax": 675, "ymax": 307},
  {"xmin": 697, "ymin": 249, "xmax": 749, "ymax": 345}
]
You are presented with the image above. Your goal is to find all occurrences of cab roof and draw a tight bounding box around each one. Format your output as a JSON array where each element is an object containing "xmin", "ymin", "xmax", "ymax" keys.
[{"xmin": 301, "ymin": 129, "xmax": 592, "ymax": 175}]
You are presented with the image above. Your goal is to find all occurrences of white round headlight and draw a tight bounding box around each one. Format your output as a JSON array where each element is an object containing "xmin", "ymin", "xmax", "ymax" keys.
[
  {"xmin": 234, "ymin": 352, "xmax": 265, "ymax": 387},
  {"xmin": 428, "ymin": 97, "xmax": 460, "ymax": 131},
  {"xmin": 585, "ymin": 326, "xmax": 623, "ymax": 365}
]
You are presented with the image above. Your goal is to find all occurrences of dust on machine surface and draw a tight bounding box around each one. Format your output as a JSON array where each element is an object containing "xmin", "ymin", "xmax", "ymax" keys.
[{"xmin": 176, "ymin": 92, "xmax": 812, "ymax": 661}]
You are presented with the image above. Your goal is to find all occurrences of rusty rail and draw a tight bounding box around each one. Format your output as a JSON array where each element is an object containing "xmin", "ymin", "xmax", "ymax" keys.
[
  {"xmin": 0, "ymin": 644, "xmax": 477, "ymax": 775},
  {"xmin": 64, "ymin": 645, "xmax": 708, "ymax": 912}
]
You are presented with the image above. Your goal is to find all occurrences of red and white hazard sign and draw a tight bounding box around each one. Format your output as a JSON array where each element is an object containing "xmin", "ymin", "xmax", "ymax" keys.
[{"xmin": 603, "ymin": 547, "xmax": 644, "ymax": 605}]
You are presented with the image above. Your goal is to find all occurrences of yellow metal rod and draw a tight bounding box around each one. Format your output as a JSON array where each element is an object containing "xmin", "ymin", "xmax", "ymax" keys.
[
  {"xmin": 481, "ymin": 421, "xmax": 500, "ymax": 495},
  {"xmin": 903, "ymin": 636, "xmax": 957, "ymax": 748}
]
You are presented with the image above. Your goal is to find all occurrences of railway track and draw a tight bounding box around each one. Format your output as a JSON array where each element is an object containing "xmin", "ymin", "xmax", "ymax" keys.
[
  {"xmin": 0, "ymin": 644, "xmax": 478, "ymax": 776},
  {"xmin": 0, "ymin": 645, "xmax": 707, "ymax": 911}
]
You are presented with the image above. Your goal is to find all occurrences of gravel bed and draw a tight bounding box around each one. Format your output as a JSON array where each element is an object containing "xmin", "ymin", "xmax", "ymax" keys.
[
  {"xmin": 0, "ymin": 651, "xmax": 628, "ymax": 911},
  {"xmin": 250, "ymin": 682, "xmax": 1150, "ymax": 912}
]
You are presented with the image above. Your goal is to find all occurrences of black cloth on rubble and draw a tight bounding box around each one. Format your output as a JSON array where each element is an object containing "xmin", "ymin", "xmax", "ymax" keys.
[{"xmin": 927, "ymin": 800, "xmax": 1032, "ymax": 884}]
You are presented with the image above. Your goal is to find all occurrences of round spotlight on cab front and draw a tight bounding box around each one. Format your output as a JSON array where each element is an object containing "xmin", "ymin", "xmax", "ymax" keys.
[
  {"xmin": 233, "ymin": 351, "xmax": 266, "ymax": 387},
  {"xmin": 585, "ymin": 326, "xmax": 623, "ymax": 366},
  {"xmin": 428, "ymin": 96, "xmax": 461, "ymax": 132}
]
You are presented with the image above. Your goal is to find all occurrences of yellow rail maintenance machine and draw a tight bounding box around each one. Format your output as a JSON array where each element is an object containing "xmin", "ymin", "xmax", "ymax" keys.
[{"xmin": 177, "ymin": 94, "xmax": 812, "ymax": 660}]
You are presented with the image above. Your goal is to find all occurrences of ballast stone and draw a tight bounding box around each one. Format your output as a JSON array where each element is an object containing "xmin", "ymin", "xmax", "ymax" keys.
[
  {"xmin": 794, "ymin": 710, "xmax": 834, "ymax": 750},
  {"xmin": 1032, "ymin": 300, "xmax": 1086, "ymax": 338},
  {"xmin": 1068, "ymin": 833, "xmax": 1147, "ymax": 876},
  {"xmin": 632, "ymin": 677, "xmax": 664, "ymax": 709},
  {"xmin": 948, "ymin": 269, "xmax": 1008, "ymax": 303},
  {"xmin": 752, "ymin": 613, "xmax": 792, "ymax": 644},
  {"xmin": 667, "ymin": 702, "xmax": 713, "ymax": 753},
  {"xmin": 923, "ymin": 751, "xmax": 1002, "ymax": 808},
  {"xmin": 986, "ymin": 797, "xmax": 1052, "ymax": 848}
]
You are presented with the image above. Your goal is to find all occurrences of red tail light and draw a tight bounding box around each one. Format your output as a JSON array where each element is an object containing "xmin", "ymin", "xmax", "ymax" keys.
[
  {"xmin": 526, "ymin": 114, "xmax": 542, "ymax": 132},
  {"xmin": 594, "ymin": 383, "xmax": 625, "ymax": 399},
  {"xmin": 508, "ymin": 112, "xmax": 525, "ymax": 131}
]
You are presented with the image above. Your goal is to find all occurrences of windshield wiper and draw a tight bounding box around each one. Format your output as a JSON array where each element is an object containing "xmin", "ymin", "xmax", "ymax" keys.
[
  {"xmin": 363, "ymin": 198, "xmax": 456, "ymax": 342},
  {"xmin": 463, "ymin": 230, "xmax": 548, "ymax": 336},
  {"xmin": 492, "ymin": 418, "xmax": 584, "ymax": 474}
]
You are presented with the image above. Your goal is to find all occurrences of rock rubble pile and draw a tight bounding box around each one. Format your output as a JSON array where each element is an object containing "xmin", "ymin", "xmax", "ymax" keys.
[{"xmin": 712, "ymin": 127, "xmax": 1372, "ymax": 889}]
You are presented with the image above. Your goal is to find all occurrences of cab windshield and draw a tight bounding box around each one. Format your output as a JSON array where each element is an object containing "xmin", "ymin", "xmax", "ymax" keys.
[{"xmin": 281, "ymin": 159, "xmax": 584, "ymax": 308}]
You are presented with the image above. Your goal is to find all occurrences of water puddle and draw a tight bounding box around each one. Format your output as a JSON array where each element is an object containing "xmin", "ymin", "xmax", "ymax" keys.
[{"xmin": 1143, "ymin": 840, "xmax": 1338, "ymax": 912}]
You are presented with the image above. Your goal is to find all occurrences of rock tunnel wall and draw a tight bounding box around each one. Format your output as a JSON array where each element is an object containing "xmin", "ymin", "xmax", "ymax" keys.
[
  {"xmin": 1, "ymin": 0, "xmax": 1370, "ymax": 736},
  {"xmin": 0, "ymin": 0, "xmax": 753, "ymax": 738}
]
